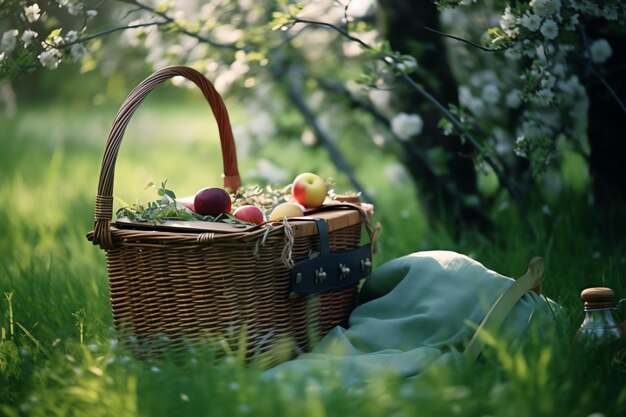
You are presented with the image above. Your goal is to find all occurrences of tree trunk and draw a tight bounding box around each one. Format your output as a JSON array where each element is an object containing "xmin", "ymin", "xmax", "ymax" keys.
[
  {"xmin": 376, "ymin": 0, "xmax": 488, "ymax": 231},
  {"xmin": 586, "ymin": 21, "xmax": 626, "ymax": 211}
]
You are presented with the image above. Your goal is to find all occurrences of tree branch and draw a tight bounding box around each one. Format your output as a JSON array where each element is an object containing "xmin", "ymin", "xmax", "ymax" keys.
[
  {"xmin": 589, "ymin": 65, "xmax": 626, "ymax": 113},
  {"xmin": 578, "ymin": 23, "xmax": 625, "ymax": 113},
  {"xmin": 63, "ymin": 21, "xmax": 166, "ymax": 46},
  {"xmin": 284, "ymin": 15, "xmax": 535, "ymax": 237},
  {"xmin": 292, "ymin": 17, "xmax": 372, "ymax": 50},
  {"xmin": 315, "ymin": 77, "xmax": 494, "ymax": 227},
  {"xmin": 423, "ymin": 26, "xmax": 513, "ymax": 52},
  {"xmin": 284, "ymin": 69, "xmax": 376, "ymax": 205},
  {"xmin": 117, "ymin": 0, "xmax": 239, "ymax": 50}
]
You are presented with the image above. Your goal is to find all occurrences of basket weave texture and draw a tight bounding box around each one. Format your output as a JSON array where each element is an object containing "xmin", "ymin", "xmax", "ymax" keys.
[{"xmin": 87, "ymin": 66, "xmax": 372, "ymax": 360}]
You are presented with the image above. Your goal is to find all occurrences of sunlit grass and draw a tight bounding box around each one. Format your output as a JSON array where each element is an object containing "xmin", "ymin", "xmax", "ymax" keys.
[{"xmin": 1, "ymin": 103, "xmax": 626, "ymax": 416}]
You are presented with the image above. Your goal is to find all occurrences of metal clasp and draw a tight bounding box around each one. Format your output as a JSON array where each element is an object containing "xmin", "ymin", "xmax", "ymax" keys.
[
  {"xmin": 315, "ymin": 268, "xmax": 327, "ymax": 284},
  {"xmin": 339, "ymin": 263, "xmax": 350, "ymax": 280},
  {"xmin": 361, "ymin": 258, "xmax": 372, "ymax": 273}
]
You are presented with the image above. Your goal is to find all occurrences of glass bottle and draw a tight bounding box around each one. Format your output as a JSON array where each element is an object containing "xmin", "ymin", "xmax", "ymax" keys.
[{"xmin": 575, "ymin": 287, "xmax": 624, "ymax": 347}]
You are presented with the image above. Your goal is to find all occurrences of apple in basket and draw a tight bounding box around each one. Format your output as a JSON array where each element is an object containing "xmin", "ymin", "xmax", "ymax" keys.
[
  {"xmin": 193, "ymin": 187, "xmax": 232, "ymax": 216},
  {"xmin": 234, "ymin": 205, "xmax": 266, "ymax": 225},
  {"xmin": 176, "ymin": 195, "xmax": 196, "ymax": 212},
  {"xmin": 269, "ymin": 202, "xmax": 304, "ymax": 221},
  {"xmin": 292, "ymin": 172, "xmax": 328, "ymax": 208}
]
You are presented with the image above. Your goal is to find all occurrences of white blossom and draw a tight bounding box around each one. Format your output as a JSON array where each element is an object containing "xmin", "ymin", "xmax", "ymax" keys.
[
  {"xmin": 65, "ymin": 30, "xmax": 78, "ymax": 42},
  {"xmin": 390, "ymin": 113, "xmax": 424, "ymax": 140},
  {"xmin": 540, "ymin": 19, "xmax": 559, "ymax": 40},
  {"xmin": 589, "ymin": 39, "xmax": 612, "ymax": 64},
  {"xmin": 21, "ymin": 29, "xmax": 38, "ymax": 47},
  {"xmin": 481, "ymin": 84, "xmax": 501, "ymax": 105},
  {"xmin": 458, "ymin": 86, "xmax": 473, "ymax": 108},
  {"xmin": 385, "ymin": 162, "xmax": 410, "ymax": 184},
  {"xmin": 70, "ymin": 43, "xmax": 87, "ymax": 61},
  {"xmin": 499, "ymin": 6, "xmax": 519, "ymax": 38},
  {"xmin": 520, "ymin": 120, "xmax": 544, "ymax": 141},
  {"xmin": 122, "ymin": 20, "xmax": 150, "ymax": 47},
  {"xmin": 24, "ymin": 3, "xmax": 41, "ymax": 23},
  {"xmin": 565, "ymin": 13, "xmax": 579, "ymax": 30},
  {"xmin": 396, "ymin": 56, "xmax": 417, "ymax": 74},
  {"xmin": 506, "ymin": 89, "xmax": 522, "ymax": 109},
  {"xmin": 521, "ymin": 12, "xmax": 541, "ymax": 31},
  {"xmin": 552, "ymin": 62, "xmax": 566, "ymax": 77},
  {"xmin": 504, "ymin": 46, "xmax": 522, "ymax": 60},
  {"xmin": 1, "ymin": 29, "xmax": 19, "ymax": 53},
  {"xmin": 50, "ymin": 33, "xmax": 64, "ymax": 47},
  {"xmin": 86, "ymin": 9, "xmax": 98, "ymax": 20},
  {"xmin": 514, "ymin": 136, "xmax": 528, "ymax": 157},
  {"xmin": 0, "ymin": 51, "xmax": 5, "ymax": 63},
  {"xmin": 255, "ymin": 159, "xmax": 287, "ymax": 184},
  {"xmin": 368, "ymin": 88, "xmax": 392, "ymax": 111},
  {"xmin": 249, "ymin": 111, "xmax": 276, "ymax": 143},
  {"xmin": 558, "ymin": 75, "xmax": 584, "ymax": 96},
  {"xmin": 492, "ymin": 128, "xmax": 513, "ymax": 155},
  {"xmin": 300, "ymin": 129, "xmax": 316, "ymax": 146},
  {"xmin": 536, "ymin": 44, "xmax": 547, "ymax": 61},
  {"xmin": 540, "ymin": 72, "xmax": 556, "ymax": 90},
  {"xmin": 603, "ymin": 5, "xmax": 618, "ymax": 20},
  {"xmin": 66, "ymin": 1, "xmax": 83, "ymax": 15},
  {"xmin": 38, "ymin": 48, "xmax": 61, "ymax": 69},
  {"xmin": 530, "ymin": 0, "xmax": 561, "ymax": 17},
  {"xmin": 468, "ymin": 97, "xmax": 486, "ymax": 117},
  {"xmin": 532, "ymin": 88, "xmax": 555, "ymax": 106}
]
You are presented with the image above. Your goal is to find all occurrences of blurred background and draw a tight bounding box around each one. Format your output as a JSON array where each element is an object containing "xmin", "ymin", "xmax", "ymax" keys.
[{"xmin": 2, "ymin": 1, "xmax": 626, "ymax": 415}]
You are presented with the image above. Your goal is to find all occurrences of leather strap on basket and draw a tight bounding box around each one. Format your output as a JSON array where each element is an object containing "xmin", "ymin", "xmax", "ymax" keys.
[
  {"xmin": 92, "ymin": 65, "xmax": 241, "ymax": 249},
  {"xmin": 284, "ymin": 205, "xmax": 377, "ymax": 295}
]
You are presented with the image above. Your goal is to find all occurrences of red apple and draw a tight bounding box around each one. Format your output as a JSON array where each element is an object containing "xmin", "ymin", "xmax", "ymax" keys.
[
  {"xmin": 193, "ymin": 187, "xmax": 232, "ymax": 216},
  {"xmin": 176, "ymin": 195, "xmax": 196, "ymax": 212},
  {"xmin": 292, "ymin": 173, "xmax": 327, "ymax": 208},
  {"xmin": 233, "ymin": 205, "xmax": 265, "ymax": 225}
]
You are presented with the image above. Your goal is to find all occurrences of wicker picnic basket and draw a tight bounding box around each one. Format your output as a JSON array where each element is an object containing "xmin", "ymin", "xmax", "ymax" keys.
[{"xmin": 87, "ymin": 66, "xmax": 374, "ymax": 362}]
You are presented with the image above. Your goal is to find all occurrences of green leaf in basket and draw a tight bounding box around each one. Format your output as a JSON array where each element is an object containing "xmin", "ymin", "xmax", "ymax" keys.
[{"xmin": 156, "ymin": 180, "xmax": 176, "ymax": 201}]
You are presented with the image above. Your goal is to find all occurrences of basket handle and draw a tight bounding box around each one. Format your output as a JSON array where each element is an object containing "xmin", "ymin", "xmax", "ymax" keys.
[{"xmin": 92, "ymin": 65, "xmax": 241, "ymax": 249}]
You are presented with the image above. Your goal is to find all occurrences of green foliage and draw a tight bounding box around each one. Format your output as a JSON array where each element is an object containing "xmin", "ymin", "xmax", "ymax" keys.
[
  {"xmin": 0, "ymin": 340, "xmax": 20, "ymax": 378},
  {"xmin": 115, "ymin": 180, "xmax": 205, "ymax": 223}
]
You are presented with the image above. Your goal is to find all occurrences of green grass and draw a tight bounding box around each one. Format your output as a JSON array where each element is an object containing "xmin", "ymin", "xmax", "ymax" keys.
[{"xmin": 1, "ymin": 102, "xmax": 626, "ymax": 417}]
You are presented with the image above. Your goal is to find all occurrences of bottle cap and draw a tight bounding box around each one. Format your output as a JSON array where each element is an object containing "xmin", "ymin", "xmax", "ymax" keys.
[{"xmin": 581, "ymin": 287, "xmax": 615, "ymax": 309}]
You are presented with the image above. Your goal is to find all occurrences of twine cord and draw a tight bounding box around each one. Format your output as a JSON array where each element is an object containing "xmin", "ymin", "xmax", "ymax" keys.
[
  {"xmin": 197, "ymin": 232, "xmax": 216, "ymax": 244},
  {"xmin": 281, "ymin": 219, "xmax": 295, "ymax": 269}
]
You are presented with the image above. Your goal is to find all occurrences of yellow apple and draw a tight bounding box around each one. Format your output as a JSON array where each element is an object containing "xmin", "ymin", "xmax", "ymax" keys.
[
  {"xmin": 292, "ymin": 172, "xmax": 327, "ymax": 208},
  {"xmin": 268, "ymin": 202, "xmax": 304, "ymax": 221}
]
